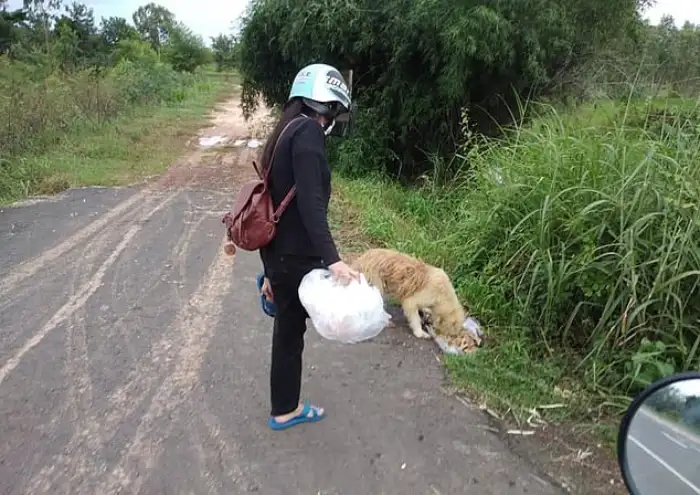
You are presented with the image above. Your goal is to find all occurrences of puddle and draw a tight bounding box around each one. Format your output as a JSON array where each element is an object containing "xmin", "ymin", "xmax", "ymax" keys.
[
  {"xmin": 198, "ymin": 136, "xmax": 263, "ymax": 149},
  {"xmin": 198, "ymin": 135, "xmax": 229, "ymax": 148}
]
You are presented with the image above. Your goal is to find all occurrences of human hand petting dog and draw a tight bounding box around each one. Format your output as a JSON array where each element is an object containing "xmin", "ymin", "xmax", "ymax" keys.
[{"xmin": 328, "ymin": 260, "xmax": 360, "ymax": 285}]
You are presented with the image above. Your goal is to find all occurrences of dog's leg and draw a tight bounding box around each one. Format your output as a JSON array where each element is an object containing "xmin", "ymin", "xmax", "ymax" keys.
[{"xmin": 402, "ymin": 298, "xmax": 432, "ymax": 339}]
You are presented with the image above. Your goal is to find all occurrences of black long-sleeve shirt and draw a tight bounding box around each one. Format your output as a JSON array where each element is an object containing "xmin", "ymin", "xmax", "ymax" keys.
[{"xmin": 259, "ymin": 116, "xmax": 340, "ymax": 271}]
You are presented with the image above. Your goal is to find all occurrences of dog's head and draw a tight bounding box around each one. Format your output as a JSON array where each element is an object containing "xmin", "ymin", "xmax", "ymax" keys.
[{"xmin": 433, "ymin": 303, "xmax": 467, "ymax": 337}]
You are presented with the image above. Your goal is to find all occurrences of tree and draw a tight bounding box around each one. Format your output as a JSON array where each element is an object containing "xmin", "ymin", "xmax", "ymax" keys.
[
  {"xmin": 0, "ymin": 2, "xmax": 28, "ymax": 55},
  {"xmin": 163, "ymin": 22, "xmax": 208, "ymax": 72},
  {"xmin": 211, "ymin": 33, "xmax": 238, "ymax": 71},
  {"xmin": 132, "ymin": 2, "xmax": 174, "ymax": 52},
  {"xmin": 646, "ymin": 385, "xmax": 684, "ymax": 413},
  {"xmin": 52, "ymin": 2, "xmax": 103, "ymax": 67},
  {"xmin": 237, "ymin": 0, "xmax": 651, "ymax": 177},
  {"xmin": 21, "ymin": 0, "xmax": 62, "ymax": 54},
  {"xmin": 111, "ymin": 37, "xmax": 158, "ymax": 65},
  {"xmin": 52, "ymin": 17, "xmax": 79, "ymax": 69},
  {"xmin": 100, "ymin": 16, "xmax": 139, "ymax": 47}
]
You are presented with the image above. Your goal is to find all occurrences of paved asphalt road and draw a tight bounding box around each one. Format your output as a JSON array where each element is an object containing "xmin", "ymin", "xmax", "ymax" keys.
[
  {"xmin": 0, "ymin": 184, "xmax": 566, "ymax": 494},
  {"xmin": 625, "ymin": 406, "xmax": 700, "ymax": 494}
]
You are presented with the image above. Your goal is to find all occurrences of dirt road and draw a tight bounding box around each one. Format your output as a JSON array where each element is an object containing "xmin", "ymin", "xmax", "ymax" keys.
[{"xmin": 0, "ymin": 97, "xmax": 564, "ymax": 494}]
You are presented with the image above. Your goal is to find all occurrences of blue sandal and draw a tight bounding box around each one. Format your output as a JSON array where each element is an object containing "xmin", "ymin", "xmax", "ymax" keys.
[
  {"xmin": 256, "ymin": 273, "xmax": 276, "ymax": 318},
  {"xmin": 268, "ymin": 401, "xmax": 326, "ymax": 431}
]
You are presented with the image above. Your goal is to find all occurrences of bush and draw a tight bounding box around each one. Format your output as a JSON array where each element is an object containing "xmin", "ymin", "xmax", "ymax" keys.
[
  {"xmin": 0, "ymin": 54, "xmax": 209, "ymax": 201},
  {"xmin": 162, "ymin": 23, "xmax": 210, "ymax": 73},
  {"xmin": 0, "ymin": 56, "xmax": 200, "ymax": 156},
  {"xmin": 111, "ymin": 38, "xmax": 159, "ymax": 66},
  {"xmin": 327, "ymin": 104, "xmax": 397, "ymax": 179},
  {"xmin": 111, "ymin": 58, "xmax": 198, "ymax": 104},
  {"xmin": 237, "ymin": 0, "xmax": 646, "ymax": 177}
]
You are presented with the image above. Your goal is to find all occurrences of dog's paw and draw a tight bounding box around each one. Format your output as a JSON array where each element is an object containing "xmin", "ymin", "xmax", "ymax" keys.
[{"xmin": 412, "ymin": 329, "xmax": 432, "ymax": 339}]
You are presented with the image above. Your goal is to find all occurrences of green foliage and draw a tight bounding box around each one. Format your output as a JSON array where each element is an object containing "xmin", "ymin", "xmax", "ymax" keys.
[
  {"xmin": 552, "ymin": 16, "xmax": 700, "ymax": 100},
  {"xmin": 111, "ymin": 38, "xmax": 159, "ymax": 65},
  {"xmin": 100, "ymin": 16, "xmax": 140, "ymax": 47},
  {"xmin": 237, "ymin": 0, "xmax": 700, "ymax": 414},
  {"xmin": 0, "ymin": 0, "xmax": 223, "ymax": 202},
  {"xmin": 327, "ymin": 104, "xmax": 397, "ymax": 178},
  {"xmin": 0, "ymin": 56, "xmax": 201, "ymax": 157},
  {"xmin": 131, "ymin": 2, "xmax": 174, "ymax": 52},
  {"xmin": 334, "ymin": 97, "xmax": 700, "ymax": 405},
  {"xmin": 0, "ymin": 3, "xmax": 27, "ymax": 54},
  {"xmin": 1, "ymin": 1, "xmax": 210, "ymax": 75},
  {"xmin": 211, "ymin": 33, "xmax": 239, "ymax": 72},
  {"xmin": 237, "ymin": 0, "xmax": 646, "ymax": 177},
  {"xmin": 163, "ymin": 22, "xmax": 209, "ymax": 73}
]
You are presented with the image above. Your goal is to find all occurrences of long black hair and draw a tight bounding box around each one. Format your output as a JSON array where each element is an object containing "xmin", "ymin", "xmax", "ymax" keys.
[{"xmin": 259, "ymin": 98, "xmax": 308, "ymax": 174}]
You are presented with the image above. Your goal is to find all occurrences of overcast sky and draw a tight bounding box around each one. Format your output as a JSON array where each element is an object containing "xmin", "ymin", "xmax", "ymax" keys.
[
  {"xmin": 673, "ymin": 379, "xmax": 700, "ymax": 398},
  {"xmin": 644, "ymin": 0, "xmax": 700, "ymax": 25},
  {"xmin": 5, "ymin": 0, "xmax": 700, "ymax": 45}
]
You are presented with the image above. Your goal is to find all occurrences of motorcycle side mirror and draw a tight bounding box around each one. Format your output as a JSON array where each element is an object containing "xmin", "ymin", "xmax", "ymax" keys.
[{"xmin": 617, "ymin": 371, "xmax": 700, "ymax": 495}]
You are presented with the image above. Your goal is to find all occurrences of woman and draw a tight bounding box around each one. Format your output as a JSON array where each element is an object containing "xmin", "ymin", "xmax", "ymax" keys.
[{"xmin": 258, "ymin": 63, "xmax": 360, "ymax": 431}]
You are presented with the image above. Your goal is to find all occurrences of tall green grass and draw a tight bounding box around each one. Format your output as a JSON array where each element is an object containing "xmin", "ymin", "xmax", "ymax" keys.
[{"xmin": 332, "ymin": 96, "xmax": 700, "ymax": 426}]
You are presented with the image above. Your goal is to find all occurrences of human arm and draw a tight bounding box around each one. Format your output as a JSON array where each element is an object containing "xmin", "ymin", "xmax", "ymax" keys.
[{"xmin": 290, "ymin": 122, "xmax": 341, "ymax": 266}]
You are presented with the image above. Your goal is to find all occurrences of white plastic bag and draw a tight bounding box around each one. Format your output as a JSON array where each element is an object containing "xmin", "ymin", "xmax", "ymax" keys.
[{"xmin": 298, "ymin": 268, "xmax": 391, "ymax": 344}]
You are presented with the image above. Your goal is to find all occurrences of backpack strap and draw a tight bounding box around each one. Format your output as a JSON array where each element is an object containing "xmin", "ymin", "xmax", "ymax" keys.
[
  {"xmin": 260, "ymin": 115, "xmax": 310, "ymax": 222},
  {"xmin": 257, "ymin": 115, "xmax": 307, "ymax": 180}
]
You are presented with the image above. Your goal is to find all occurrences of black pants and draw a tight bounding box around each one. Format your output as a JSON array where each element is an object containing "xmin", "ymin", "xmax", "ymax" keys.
[{"xmin": 264, "ymin": 254, "xmax": 325, "ymax": 416}]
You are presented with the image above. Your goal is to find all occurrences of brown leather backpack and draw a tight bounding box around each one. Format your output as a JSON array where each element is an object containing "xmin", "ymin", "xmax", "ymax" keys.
[{"xmin": 222, "ymin": 116, "xmax": 306, "ymax": 252}]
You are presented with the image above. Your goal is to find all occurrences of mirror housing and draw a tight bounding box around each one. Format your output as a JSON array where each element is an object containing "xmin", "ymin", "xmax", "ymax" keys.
[{"xmin": 617, "ymin": 371, "xmax": 700, "ymax": 495}]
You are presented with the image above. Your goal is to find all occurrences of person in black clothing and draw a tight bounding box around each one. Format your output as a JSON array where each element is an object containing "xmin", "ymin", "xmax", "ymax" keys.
[{"xmin": 258, "ymin": 63, "xmax": 360, "ymax": 431}]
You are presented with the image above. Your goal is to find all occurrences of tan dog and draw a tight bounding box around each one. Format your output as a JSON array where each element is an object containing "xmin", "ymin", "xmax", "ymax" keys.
[{"xmin": 350, "ymin": 248, "xmax": 466, "ymax": 340}]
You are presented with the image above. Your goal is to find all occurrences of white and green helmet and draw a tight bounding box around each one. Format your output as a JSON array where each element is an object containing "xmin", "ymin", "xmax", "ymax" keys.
[{"xmin": 288, "ymin": 63, "xmax": 352, "ymax": 118}]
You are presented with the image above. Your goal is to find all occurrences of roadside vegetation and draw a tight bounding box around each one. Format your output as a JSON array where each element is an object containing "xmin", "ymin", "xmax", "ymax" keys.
[
  {"xmin": 236, "ymin": 0, "xmax": 700, "ymax": 449},
  {"xmin": 0, "ymin": 0, "xmax": 239, "ymax": 204},
  {"xmin": 3, "ymin": 0, "xmax": 698, "ymax": 458}
]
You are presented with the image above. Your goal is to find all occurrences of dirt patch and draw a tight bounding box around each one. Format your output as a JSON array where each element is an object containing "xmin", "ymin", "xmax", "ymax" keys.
[
  {"xmin": 433, "ymin": 382, "xmax": 627, "ymax": 495},
  {"xmin": 498, "ymin": 418, "xmax": 626, "ymax": 494},
  {"xmin": 148, "ymin": 97, "xmax": 275, "ymax": 192}
]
